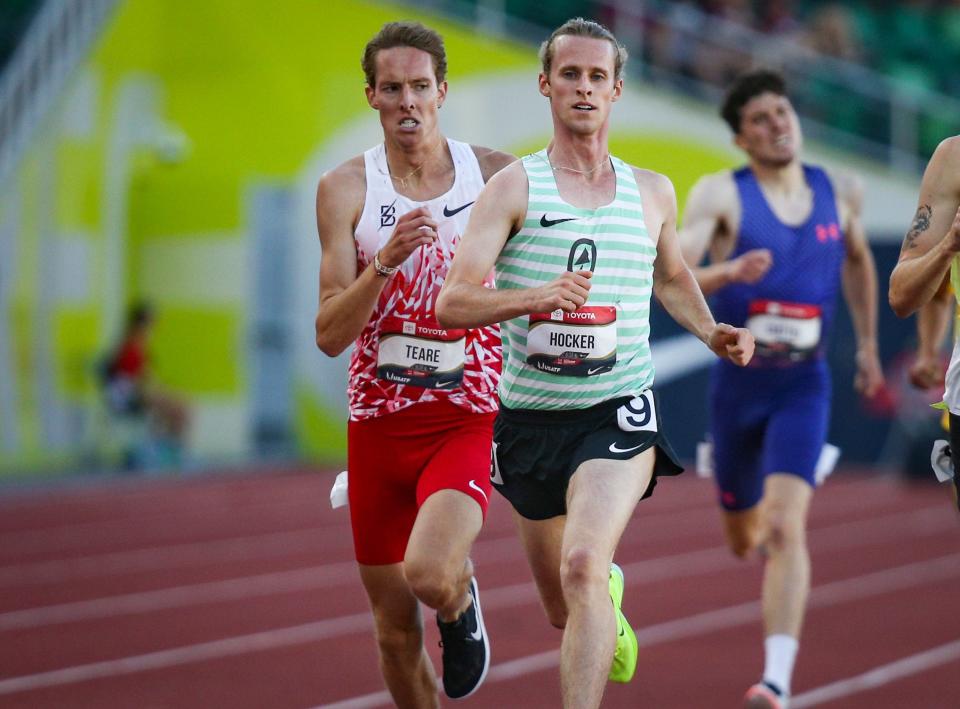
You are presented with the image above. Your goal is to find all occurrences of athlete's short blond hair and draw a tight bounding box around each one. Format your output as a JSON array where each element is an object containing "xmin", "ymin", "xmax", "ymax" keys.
[{"xmin": 539, "ymin": 18, "xmax": 628, "ymax": 81}]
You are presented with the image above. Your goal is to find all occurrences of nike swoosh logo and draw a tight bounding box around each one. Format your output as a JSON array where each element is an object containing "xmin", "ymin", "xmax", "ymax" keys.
[
  {"xmin": 443, "ymin": 201, "xmax": 475, "ymax": 217},
  {"xmin": 540, "ymin": 214, "xmax": 578, "ymax": 228},
  {"xmin": 470, "ymin": 624, "xmax": 483, "ymax": 641},
  {"xmin": 609, "ymin": 441, "xmax": 644, "ymax": 454},
  {"xmin": 587, "ymin": 366, "xmax": 607, "ymax": 375},
  {"xmin": 435, "ymin": 379, "xmax": 456, "ymax": 389},
  {"xmin": 468, "ymin": 479, "xmax": 488, "ymax": 503}
]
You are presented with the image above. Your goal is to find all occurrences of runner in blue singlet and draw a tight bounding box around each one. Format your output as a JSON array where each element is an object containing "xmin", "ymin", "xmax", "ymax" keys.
[{"xmin": 680, "ymin": 70, "xmax": 884, "ymax": 709}]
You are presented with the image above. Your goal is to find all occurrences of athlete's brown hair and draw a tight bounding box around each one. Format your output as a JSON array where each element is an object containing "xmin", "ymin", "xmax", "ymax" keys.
[
  {"xmin": 721, "ymin": 70, "xmax": 788, "ymax": 134},
  {"xmin": 362, "ymin": 21, "xmax": 447, "ymax": 88}
]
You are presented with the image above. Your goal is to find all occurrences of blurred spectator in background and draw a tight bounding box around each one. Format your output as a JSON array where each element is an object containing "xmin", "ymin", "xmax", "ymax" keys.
[
  {"xmin": 803, "ymin": 4, "xmax": 862, "ymax": 62},
  {"xmin": 756, "ymin": 0, "xmax": 800, "ymax": 36},
  {"xmin": 101, "ymin": 301, "xmax": 189, "ymax": 468},
  {"xmin": 798, "ymin": 4, "xmax": 870, "ymax": 143},
  {"xmin": 627, "ymin": 0, "xmax": 960, "ymax": 165}
]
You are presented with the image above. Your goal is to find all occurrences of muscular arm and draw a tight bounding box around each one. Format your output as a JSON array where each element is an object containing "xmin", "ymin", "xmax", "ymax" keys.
[
  {"xmin": 679, "ymin": 172, "xmax": 771, "ymax": 295},
  {"xmin": 836, "ymin": 172, "xmax": 884, "ymax": 395},
  {"xmin": 314, "ymin": 162, "xmax": 437, "ymax": 356},
  {"xmin": 437, "ymin": 163, "xmax": 592, "ymax": 328},
  {"xmin": 910, "ymin": 275, "xmax": 952, "ymax": 389},
  {"xmin": 889, "ymin": 137, "xmax": 960, "ymax": 317},
  {"xmin": 649, "ymin": 171, "xmax": 754, "ymax": 364}
]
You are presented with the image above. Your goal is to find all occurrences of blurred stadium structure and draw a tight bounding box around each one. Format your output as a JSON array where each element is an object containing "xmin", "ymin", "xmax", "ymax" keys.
[
  {"xmin": 417, "ymin": 0, "xmax": 960, "ymax": 174},
  {"xmin": 0, "ymin": 0, "xmax": 953, "ymax": 480}
]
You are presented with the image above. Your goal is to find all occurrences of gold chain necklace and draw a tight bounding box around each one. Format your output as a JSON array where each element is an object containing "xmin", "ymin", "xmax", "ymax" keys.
[
  {"xmin": 546, "ymin": 152, "xmax": 610, "ymax": 176},
  {"xmin": 388, "ymin": 140, "xmax": 444, "ymax": 189}
]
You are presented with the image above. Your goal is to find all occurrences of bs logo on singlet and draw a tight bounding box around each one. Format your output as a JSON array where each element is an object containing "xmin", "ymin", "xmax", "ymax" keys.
[{"xmin": 380, "ymin": 200, "xmax": 397, "ymax": 229}]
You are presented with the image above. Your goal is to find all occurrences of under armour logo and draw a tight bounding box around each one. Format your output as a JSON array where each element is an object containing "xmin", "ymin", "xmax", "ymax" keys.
[
  {"xmin": 380, "ymin": 200, "xmax": 397, "ymax": 229},
  {"xmin": 815, "ymin": 223, "xmax": 840, "ymax": 243}
]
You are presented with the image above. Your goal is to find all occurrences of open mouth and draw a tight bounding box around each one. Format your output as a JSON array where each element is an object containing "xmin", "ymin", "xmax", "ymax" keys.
[
  {"xmin": 573, "ymin": 103, "xmax": 595, "ymax": 112},
  {"xmin": 399, "ymin": 118, "xmax": 420, "ymax": 129}
]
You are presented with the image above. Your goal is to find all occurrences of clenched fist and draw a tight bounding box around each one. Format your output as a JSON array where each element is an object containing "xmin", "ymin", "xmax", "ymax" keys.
[
  {"xmin": 528, "ymin": 270, "xmax": 593, "ymax": 313},
  {"xmin": 707, "ymin": 323, "xmax": 755, "ymax": 366},
  {"xmin": 378, "ymin": 206, "xmax": 439, "ymax": 269}
]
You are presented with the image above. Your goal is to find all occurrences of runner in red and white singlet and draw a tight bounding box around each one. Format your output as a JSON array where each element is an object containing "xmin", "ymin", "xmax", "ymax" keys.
[
  {"xmin": 348, "ymin": 137, "xmax": 501, "ymax": 421},
  {"xmin": 313, "ymin": 21, "xmax": 514, "ymax": 705}
]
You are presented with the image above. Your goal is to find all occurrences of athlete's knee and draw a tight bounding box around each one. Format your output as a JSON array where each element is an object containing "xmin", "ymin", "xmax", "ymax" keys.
[
  {"xmin": 725, "ymin": 516, "xmax": 759, "ymax": 558},
  {"xmin": 404, "ymin": 559, "xmax": 460, "ymax": 611},
  {"xmin": 762, "ymin": 504, "xmax": 806, "ymax": 554},
  {"xmin": 727, "ymin": 532, "xmax": 754, "ymax": 559},
  {"xmin": 371, "ymin": 612, "xmax": 423, "ymax": 663},
  {"xmin": 559, "ymin": 545, "xmax": 608, "ymax": 603}
]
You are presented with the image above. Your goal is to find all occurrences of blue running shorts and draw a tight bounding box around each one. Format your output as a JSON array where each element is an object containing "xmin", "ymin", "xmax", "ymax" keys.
[{"xmin": 709, "ymin": 360, "xmax": 831, "ymax": 511}]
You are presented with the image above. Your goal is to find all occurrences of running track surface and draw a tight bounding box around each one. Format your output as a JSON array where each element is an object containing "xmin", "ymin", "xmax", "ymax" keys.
[{"xmin": 0, "ymin": 467, "xmax": 957, "ymax": 708}]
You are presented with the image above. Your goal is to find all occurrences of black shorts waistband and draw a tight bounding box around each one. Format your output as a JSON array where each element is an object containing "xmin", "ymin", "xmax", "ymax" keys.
[{"xmin": 497, "ymin": 395, "xmax": 639, "ymax": 426}]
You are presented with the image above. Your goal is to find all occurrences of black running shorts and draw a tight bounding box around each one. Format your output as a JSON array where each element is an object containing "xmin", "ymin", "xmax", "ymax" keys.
[{"xmin": 491, "ymin": 391, "xmax": 684, "ymax": 520}]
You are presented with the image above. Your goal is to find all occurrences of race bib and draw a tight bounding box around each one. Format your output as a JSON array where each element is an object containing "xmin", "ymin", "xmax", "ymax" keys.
[
  {"xmin": 377, "ymin": 317, "xmax": 466, "ymax": 389},
  {"xmin": 526, "ymin": 306, "xmax": 617, "ymax": 377},
  {"xmin": 746, "ymin": 300, "xmax": 821, "ymax": 361}
]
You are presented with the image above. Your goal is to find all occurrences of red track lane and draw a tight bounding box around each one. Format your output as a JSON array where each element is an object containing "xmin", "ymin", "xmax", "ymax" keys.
[{"xmin": 0, "ymin": 468, "xmax": 957, "ymax": 708}]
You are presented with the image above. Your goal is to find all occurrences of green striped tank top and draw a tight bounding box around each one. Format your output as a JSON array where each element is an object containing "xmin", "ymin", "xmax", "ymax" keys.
[{"xmin": 494, "ymin": 150, "xmax": 656, "ymax": 410}]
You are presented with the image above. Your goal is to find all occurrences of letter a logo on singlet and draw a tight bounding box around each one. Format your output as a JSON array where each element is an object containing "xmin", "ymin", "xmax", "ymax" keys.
[
  {"xmin": 567, "ymin": 238, "xmax": 597, "ymax": 272},
  {"xmin": 380, "ymin": 200, "xmax": 397, "ymax": 229}
]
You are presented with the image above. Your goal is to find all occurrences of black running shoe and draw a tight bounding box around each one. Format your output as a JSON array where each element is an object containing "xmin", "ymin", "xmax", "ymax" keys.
[{"xmin": 436, "ymin": 577, "xmax": 490, "ymax": 699}]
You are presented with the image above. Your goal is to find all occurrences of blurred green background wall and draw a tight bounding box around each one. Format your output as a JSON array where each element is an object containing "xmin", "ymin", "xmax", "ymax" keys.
[{"xmin": 0, "ymin": 0, "xmax": 751, "ymax": 477}]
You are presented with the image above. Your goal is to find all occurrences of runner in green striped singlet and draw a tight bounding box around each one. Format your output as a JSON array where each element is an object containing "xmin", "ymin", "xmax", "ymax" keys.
[{"xmin": 437, "ymin": 18, "xmax": 755, "ymax": 709}]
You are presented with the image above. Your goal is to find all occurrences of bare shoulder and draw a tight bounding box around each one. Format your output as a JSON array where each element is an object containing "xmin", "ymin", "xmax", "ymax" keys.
[
  {"xmin": 316, "ymin": 155, "xmax": 365, "ymax": 206},
  {"xmin": 470, "ymin": 145, "xmax": 518, "ymax": 183},
  {"xmin": 315, "ymin": 155, "xmax": 365, "ymax": 240},
  {"xmin": 934, "ymin": 135, "xmax": 960, "ymax": 164},
  {"xmin": 823, "ymin": 166, "xmax": 865, "ymax": 214},
  {"xmin": 688, "ymin": 169, "xmax": 737, "ymax": 205},
  {"xmin": 629, "ymin": 166, "xmax": 677, "ymax": 210},
  {"xmin": 472, "ymin": 158, "xmax": 528, "ymax": 234},
  {"xmin": 925, "ymin": 136, "xmax": 960, "ymax": 194},
  {"xmin": 485, "ymin": 157, "xmax": 528, "ymax": 193}
]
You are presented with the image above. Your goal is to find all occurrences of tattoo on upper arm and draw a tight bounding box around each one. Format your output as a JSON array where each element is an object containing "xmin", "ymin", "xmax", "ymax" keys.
[{"xmin": 903, "ymin": 204, "xmax": 932, "ymax": 250}]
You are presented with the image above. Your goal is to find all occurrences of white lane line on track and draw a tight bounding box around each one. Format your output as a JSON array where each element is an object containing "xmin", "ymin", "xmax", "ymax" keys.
[
  {"xmin": 0, "ymin": 566, "xmax": 355, "ymax": 631},
  {"xmin": 0, "ymin": 500, "xmax": 715, "ymax": 587},
  {"xmin": 3, "ymin": 551, "xmax": 959, "ymax": 699},
  {"xmin": 0, "ymin": 612, "xmax": 374, "ymax": 696},
  {"xmin": 0, "ymin": 529, "xmax": 324, "ymax": 588},
  {"xmin": 1, "ymin": 504, "xmax": 952, "ymax": 631},
  {"xmin": 0, "ymin": 480, "xmax": 929, "ymax": 592},
  {"xmin": 0, "ymin": 497, "xmax": 337, "ymax": 554},
  {"xmin": 316, "ymin": 691, "xmax": 394, "ymax": 709},
  {"xmin": 0, "ymin": 472, "xmax": 889, "ymax": 560},
  {"xmin": 791, "ymin": 638, "xmax": 960, "ymax": 708},
  {"xmin": 310, "ymin": 552, "xmax": 960, "ymax": 709}
]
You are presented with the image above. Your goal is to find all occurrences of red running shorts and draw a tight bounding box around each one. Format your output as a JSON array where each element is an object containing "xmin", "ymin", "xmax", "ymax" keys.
[{"xmin": 347, "ymin": 400, "xmax": 495, "ymax": 565}]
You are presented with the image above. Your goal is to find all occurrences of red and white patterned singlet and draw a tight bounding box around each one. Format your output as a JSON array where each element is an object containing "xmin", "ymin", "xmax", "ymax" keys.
[{"xmin": 348, "ymin": 138, "xmax": 501, "ymax": 421}]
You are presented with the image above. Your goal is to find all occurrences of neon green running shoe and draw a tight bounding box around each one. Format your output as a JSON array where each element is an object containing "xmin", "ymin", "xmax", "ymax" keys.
[{"xmin": 608, "ymin": 562, "xmax": 638, "ymax": 683}]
